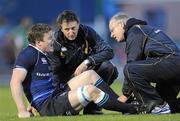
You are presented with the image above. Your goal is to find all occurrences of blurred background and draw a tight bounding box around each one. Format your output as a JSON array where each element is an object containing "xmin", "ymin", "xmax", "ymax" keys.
[{"xmin": 1, "ymin": 0, "xmax": 180, "ymax": 86}]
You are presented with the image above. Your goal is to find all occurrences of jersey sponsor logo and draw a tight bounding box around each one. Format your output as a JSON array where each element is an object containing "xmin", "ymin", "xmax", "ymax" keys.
[
  {"xmin": 36, "ymin": 72, "xmax": 50, "ymax": 77},
  {"xmin": 41, "ymin": 57, "xmax": 48, "ymax": 64}
]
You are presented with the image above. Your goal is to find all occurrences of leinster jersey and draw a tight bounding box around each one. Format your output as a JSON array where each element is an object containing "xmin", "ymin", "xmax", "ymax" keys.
[{"xmin": 14, "ymin": 45, "xmax": 55, "ymax": 110}]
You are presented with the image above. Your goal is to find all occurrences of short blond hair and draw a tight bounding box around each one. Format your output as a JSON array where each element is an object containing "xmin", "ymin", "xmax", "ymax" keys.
[{"xmin": 110, "ymin": 12, "xmax": 131, "ymax": 25}]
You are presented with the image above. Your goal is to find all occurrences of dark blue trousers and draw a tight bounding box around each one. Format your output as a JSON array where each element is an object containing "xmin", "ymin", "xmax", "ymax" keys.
[{"xmin": 124, "ymin": 54, "xmax": 180, "ymax": 109}]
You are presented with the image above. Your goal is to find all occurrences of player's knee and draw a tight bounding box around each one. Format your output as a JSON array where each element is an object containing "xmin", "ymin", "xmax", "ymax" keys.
[
  {"xmin": 82, "ymin": 70, "xmax": 94, "ymax": 77},
  {"xmin": 85, "ymin": 85, "xmax": 100, "ymax": 100},
  {"xmin": 77, "ymin": 85, "xmax": 100, "ymax": 107},
  {"xmin": 83, "ymin": 70, "xmax": 100, "ymax": 84},
  {"xmin": 85, "ymin": 85, "xmax": 106, "ymax": 103}
]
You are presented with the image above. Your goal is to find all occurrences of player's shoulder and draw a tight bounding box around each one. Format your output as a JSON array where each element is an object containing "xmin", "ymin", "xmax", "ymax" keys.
[
  {"xmin": 15, "ymin": 45, "xmax": 40, "ymax": 69},
  {"xmin": 18, "ymin": 45, "xmax": 38, "ymax": 61},
  {"xmin": 80, "ymin": 24, "xmax": 94, "ymax": 32},
  {"xmin": 80, "ymin": 24, "xmax": 97, "ymax": 39},
  {"xmin": 21, "ymin": 45, "xmax": 37, "ymax": 54}
]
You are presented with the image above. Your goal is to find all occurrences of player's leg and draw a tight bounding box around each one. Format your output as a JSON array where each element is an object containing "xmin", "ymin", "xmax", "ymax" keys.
[
  {"xmin": 87, "ymin": 61, "xmax": 118, "ymax": 114},
  {"xmin": 68, "ymin": 85, "xmax": 138, "ymax": 114},
  {"xmin": 68, "ymin": 70, "xmax": 97, "ymax": 89},
  {"xmin": 68, "ymin": 70, "xmax": 102, "ymax": 114},
  {"xmin": 68, "ymin": 70, "xmax": 121, "ymax": 114},
  {"xmin": 68, "ymin": 70, "xmax": 119, "ymax": 99},
  {"xmin": 85, "ymin": 61, "xmax": 118, "ymax": 114}
]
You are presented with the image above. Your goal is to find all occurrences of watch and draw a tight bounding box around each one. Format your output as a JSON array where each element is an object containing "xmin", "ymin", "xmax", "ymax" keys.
[{"xmin": 83, "ymin": 59, "xmax": 91, "ymax": 66}]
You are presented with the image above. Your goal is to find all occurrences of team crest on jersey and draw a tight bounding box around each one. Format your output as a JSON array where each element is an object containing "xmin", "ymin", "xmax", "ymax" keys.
[{"xmin": 41, "ymin": 58, "xmax": 47, "ymax": 64}]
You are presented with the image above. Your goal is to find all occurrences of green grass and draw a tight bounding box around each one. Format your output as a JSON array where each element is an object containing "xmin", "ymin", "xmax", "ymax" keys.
[{"xmin": 0, "ymin": 82, "xmax": 180, "ymax": 121}]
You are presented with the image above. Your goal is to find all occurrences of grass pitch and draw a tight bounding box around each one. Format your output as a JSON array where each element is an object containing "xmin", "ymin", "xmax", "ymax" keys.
[{"xmin": 0, "ymin": 82, "xmax": 180, "ymax": 121}]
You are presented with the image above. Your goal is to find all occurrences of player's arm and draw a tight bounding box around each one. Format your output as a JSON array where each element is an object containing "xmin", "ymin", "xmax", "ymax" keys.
[
  {"xmin": 87, "ymin": 26, "xmax": 114, "ymax": 65},
  {"xmin": 10, "ymin": 68, "xmax": 31, "ymax": 118},
  {"xmin": 126, "ymin": 27, "xmax": 146, "ymax": 63},
  {"xmin": 74, "ymin": 26, "xmax": 113, "ymax": 76}
]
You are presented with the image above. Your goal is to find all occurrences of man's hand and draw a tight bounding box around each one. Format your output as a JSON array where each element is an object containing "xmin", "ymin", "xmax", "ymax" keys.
[
  {"xmin": 27, "ymin": 105, "xmax": 39, "ymax": 116},
  {"xmin": 118, "ymin": 95, "xmax": 128, "ymax": 103},
  {"xmin": 74, "ymin": 62, "xmax": 88, "ymax": 76},
  {"xmin": 18, "ymin": 110, "xmax": 31, "ymax": 118}
]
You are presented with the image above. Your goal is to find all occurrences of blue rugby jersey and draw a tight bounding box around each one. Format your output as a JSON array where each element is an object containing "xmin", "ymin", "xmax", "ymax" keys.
[{"xmin": 14, "ymin": 44, "xmax": 55, "ymax": 110}]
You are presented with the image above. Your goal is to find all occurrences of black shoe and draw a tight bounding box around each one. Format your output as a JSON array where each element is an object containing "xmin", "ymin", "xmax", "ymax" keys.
[
  {"xmin": 124, "ymin": 100, "xmax": 164, "ymax": 114},
  {"xmin": 121, "ymin": 101, "xmax": 141, "ymax": 115}
]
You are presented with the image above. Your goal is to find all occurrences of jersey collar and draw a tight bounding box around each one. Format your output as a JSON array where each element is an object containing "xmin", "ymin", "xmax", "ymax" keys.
[{"xmin": 29, "ymin": 44, "xmax": 47, "ymax": 55}]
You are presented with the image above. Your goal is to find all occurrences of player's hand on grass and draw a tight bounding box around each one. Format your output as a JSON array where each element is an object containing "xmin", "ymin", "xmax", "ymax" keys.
[
  {"xmin": 27, "ymin": 105, "xmax": 39, "ymax": 116},
  {"xmin": 18, "ymin": 110, "xmax": 31, "ymax": 118}
]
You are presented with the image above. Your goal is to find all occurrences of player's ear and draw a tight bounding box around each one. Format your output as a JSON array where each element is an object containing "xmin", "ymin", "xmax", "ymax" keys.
[
  {"xmin": 35, "ymin": 38, "xmax": 42, "ymax": 46},
  {"xmin": 59, "ymin": 25, "xmax": 62, "ymax": 30},
  {"xmin": 77, "ymin": 22, "xmax": 80, "ymax": 27},
  {"xmin": 119, "ymin": 21, "xmax": 124, "ymax": 28},
  {"xmin": 120, "ymin": 21, "xmax": 126, "ymax": 30}
]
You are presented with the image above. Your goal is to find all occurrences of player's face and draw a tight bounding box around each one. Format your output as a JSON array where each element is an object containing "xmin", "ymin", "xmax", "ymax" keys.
[
  {"xmin": 60, "ymin": 21, "xmax": 79, "ymax": 41},
  {"xmin": 41, "ymin": 31, "xmax": 53, "ymax": 52},
  {"xmin": 109, "ymin": 19, "xmax": 125, "ymax": 42}
]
